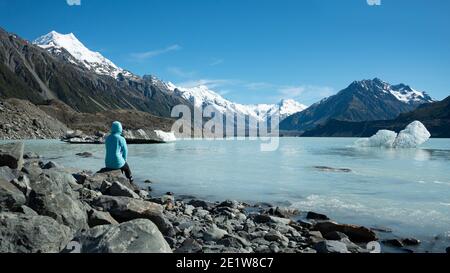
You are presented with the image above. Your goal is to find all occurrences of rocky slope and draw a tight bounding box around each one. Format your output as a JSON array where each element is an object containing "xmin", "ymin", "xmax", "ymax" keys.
[
  {"xmin": 0, "ymin": 98, "xmax": 68, "ymax": 139},
  {"xmin": 301, "ymin": 96, "xmax": 450, "ymax": 138},
  {"xmin": 4, "ymin": 142, "xmax": 427, "ymax": 254},
  {"xmin": 0, "ymin": 27, "xmax": 191, "ymax": 116},
  {"xmin": 280, "ymin": 78, "xmax": 434, "ymax": 133}
]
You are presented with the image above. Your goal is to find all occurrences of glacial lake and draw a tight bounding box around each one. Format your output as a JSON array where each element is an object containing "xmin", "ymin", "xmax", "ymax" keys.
[{"xmin": 7, "ymin": 138, "xmax": 450, "ymax": 252}]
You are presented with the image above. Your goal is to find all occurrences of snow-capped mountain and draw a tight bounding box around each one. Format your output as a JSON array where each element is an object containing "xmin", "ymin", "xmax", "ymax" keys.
[
  {"xmin": 165, "ymin": 83, "xmax": 307, "ymax": 122},
  {"xmin": 33, "ymin": 31, "xmax": 135, "ymax": 79},
  {"xmin": 280, "ymin": 78, "xmax": 434, "ymax": 132},
  {"xmin": 356, "ymin": 78, "xmax": 434, "ymax": 105}
]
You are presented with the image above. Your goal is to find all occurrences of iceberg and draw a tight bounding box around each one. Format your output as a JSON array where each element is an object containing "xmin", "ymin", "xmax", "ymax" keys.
[
  {"xmin": 355, "ymin": 121, "xmax": 430, "ymax": 149},
  {"xmin": 154, "ymin": 130, "xmax": 177, "ymax": 143},
  {"xmin": 392, "ymin": 121, "xmax": 431, "ymax": 148},
  {"xmin": 355, "ymin": 130, "xmax": 398, "ymax": 148}
]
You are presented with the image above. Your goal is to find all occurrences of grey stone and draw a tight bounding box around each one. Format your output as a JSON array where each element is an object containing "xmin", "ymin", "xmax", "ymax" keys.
[
  {"xmin": 203, "ymin": 224, "xmax": 228, "ymax": 241},
  {"xmin": 0, "ymin": 212, "xmax": 73, "ymax": 253},
  {"xmin": 104, "ymin": 181, "xmax": 140, "ymax": 199},
  {"xmin": 10, "ymin": 174, "xmax": 32, "ymax": 196},
  {"xmin": 16, "ymin": 205, "xmax": 38, "ymax": 216},
  {"xmin": 188, "ymin": 199, "xmax": 212, "ymax": 210},
  {"xmin": 307, "ymin": 211, "xmax": 330, "ymax": 220},
  {"xmin": 324, "ymin": 231, "xmax": 349, "ymax": 241},
  {"xmin": 0, "ymin": 178, "xmax": 26, "ymax": 211},
  {"xmin": 314, "ymin": 240, "xmax": 350, "ymax": 253},
  {"xmin": 76, "ymin": 152, "xmax": 93, "ymax": 158},
  {"xmin": 77, "ymin": 187, "xmax": 102, "ymax": 202},
  {"xmin": 314, "ymin": 221, "xmax": 377, "ymax": 243},
  {"xmin": 42, "ymin": 161, "xmax": 62, "ymax": 170},
  {"xmin": 92, "ymin": 195, "xmax": 173, "ymax": 236},
  {"xmin": 382, "ymin": 239, "xmax": 404, "ymax": 248},
  {"xmin": 267, "ymin": 207, "xmax": 300, "ymax": 218},
  {"xmin": 75, "ymin": 219, "xmax": 172, "ymax": 253},
  {"xmin": 402, "ymin": 238, "xmax": 421, "ymax": 246},
  {"xmin": 23, "ymin": 152, "xmax": 40, "ymax": 159},
  {"xmin": 88, "ymin": 209, "xmax": 119, "ymax": 227},
  {"xmin": 175, "ymin": 238, "xmax": 202, "ymax": 253},
  {"xmin": 264, "ymin": 230, "xmax": 289, "ymax": 243},
  {"xmin": 0, "ymin": 166, "xmax": 18, "ymax": 182},
  {"xmin": 28, "ymin": 170, "xmax": 88, "ymax": 232},
  {"xmin": 0, "ymin": 142, "xmax": 24, "ymax": 170}
]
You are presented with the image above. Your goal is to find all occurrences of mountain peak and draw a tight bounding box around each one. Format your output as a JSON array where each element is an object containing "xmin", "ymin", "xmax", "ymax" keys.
[
  {"xmin": 33, "ymin": 31, "xmax": 134, "ymax": 79},
  {"xmin": 348, "ymin": 78, "xmax": 434, "ymax": 105}
]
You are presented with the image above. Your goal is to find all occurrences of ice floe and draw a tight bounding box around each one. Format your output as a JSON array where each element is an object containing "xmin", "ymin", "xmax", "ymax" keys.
[{"xmin": 355, "ymin": 121, "xmax": 430, "ymax": 148}]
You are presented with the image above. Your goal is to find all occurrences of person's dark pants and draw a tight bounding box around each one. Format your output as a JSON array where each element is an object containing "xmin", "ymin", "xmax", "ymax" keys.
[{"xmin": 120, "ymin": 162, "xmax": 133, "ymax": 182}]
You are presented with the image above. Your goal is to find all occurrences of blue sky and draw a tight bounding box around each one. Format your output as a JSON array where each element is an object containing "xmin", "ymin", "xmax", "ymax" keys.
[{"xmin": 0, "ymin": 0, "xmax": 449, "ymax": 105}]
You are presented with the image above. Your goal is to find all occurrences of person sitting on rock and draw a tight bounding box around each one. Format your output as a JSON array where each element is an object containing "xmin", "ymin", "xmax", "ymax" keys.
[{"xmin": 104, "ymin": 121, "xmax": 134, "ymax": 183}]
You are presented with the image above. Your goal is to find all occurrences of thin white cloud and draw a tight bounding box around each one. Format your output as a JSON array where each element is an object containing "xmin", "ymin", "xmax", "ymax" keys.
[
  {"xmin": 167, "ymin": 67, "xmax": 196, "ymax": 78},
  {"xmin": 131, "ymin": 44, "xmax": 181, "ymax": 60},
  {"xmin": 177, "ymin": 79, "xmax": 239, "ymax": 90},
  {"xmin": 210, "ymin": 58, "xmax": 224, "ymax": 66},
  {"xmin": 244, "ymin": 82, "xmax": 274, "ymax": 91},
  {"xmin": 277, "ymin": 85, "xmax": 334, "ymax": 103},
  {"xmin": 66, "ymin": 0, "xmax": 81, "ymax": 6}
]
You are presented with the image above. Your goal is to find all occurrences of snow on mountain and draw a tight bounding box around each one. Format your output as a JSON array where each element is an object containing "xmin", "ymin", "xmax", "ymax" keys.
[
  {"xmin": 166, "ymin": 83, "xmax": 307, "ymax": 122},
  {"xmin": 358, "ymin": 78, "xmax": 434, "ymax": 105},
  {"xmin": 33, "ymin": 31, "xmax": 134, "ymax": 79}
]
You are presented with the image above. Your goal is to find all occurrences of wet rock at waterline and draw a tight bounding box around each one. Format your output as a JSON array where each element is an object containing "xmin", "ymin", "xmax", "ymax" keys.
[{"xmin": 0, "ymin": 142, "xmax": 24, "ymax": 170}]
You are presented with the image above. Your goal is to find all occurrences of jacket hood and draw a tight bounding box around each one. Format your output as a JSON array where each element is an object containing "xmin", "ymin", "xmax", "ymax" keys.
[{"xmin": 111, "ymin": 121, "xmax": 123, "ymax": 134}]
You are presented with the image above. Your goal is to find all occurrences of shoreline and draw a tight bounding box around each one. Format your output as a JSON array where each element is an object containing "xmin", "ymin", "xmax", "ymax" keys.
[{"xmin": 1, "ymin": 141, "xmax": 440, "ymax": 253}]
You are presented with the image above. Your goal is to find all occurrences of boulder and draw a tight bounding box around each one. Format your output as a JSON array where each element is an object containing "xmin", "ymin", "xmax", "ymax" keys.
[
  {"xmin": 76, "ymin": 152, "xmax": 93, "ymax": 158},
  {"xmin": 307, "ymin": 211, "xmax": 330, "ymax": 221},
  {"xmin": 87, "ymin": 209, "xmax": 119, "ymax": 227},
  {"xmin": 264, "ymin": 230, "xmax": 289, "ymax": 243},
  {"xmin": 91, "ymin": 195, "xmax": 173, "ymax": 236},
  {"xmin": 313, "ymin": 221, "xmax": 377, "ymax": 243},
  {"xmin": 104, "ymin": 181, "xmax": 140, "ymax": 199},
  {"xmin": 382, "ymin": 239, "xmax": 404, "ymax": 248},
  {"xmin": 175, "ymin": 238, "xmax": 203, "ymax": 253},
  {"xmin": 314, "ymin": 240, "xmax": 350, "ymax": 254},
  {"xmin": 42, "ymin": 161, "xmax": 62, "ymax": 170},
  {"xmin": 203, "ymin": 224, "xmax": 228, "ymax": 241},
  {"xmin": 85, "ymin": 170, "xmax": 139, "ymax": 193},
  {"xmin": 16, "ymin": 205, "xmax": 38, "ymax": 216},
  {"xmin": 10, "ymin": 174, "xmax": 32, "ymax": 197},
  {"xmin": 188, "ymin": 199, "xmax": 212, "ymax": 210},
  {"xmin": 0, "ymin": 142, "xmax": 24, "ymax": 170},
  {"xmin": 74, "ymin": 219, "xmax": 172, "ymax": 253},
  {"xmin": 324, "ymin": 231, "xmax": 349, "ymax": 241},
  {"xmin": 0, "ymin": 212, "xmax": 73, "ymax": 253},
  {"xmin": 0, "ymin": 178, "xmax": 26, "ymax": 211},
  {"xmin": 27, "ymin": 170, "xmax": 88, "ymax": 232},
  {"xmin": 23, "ymin": 152, "xmax": 40, "ymax": 160},
  {"xmin": 266, "ymin": 207, "xmax": 300, "ymax": 218},
  {"xmin": 402, "ymin": 238, "xmax": 421, "ymax": 246},
  {"xmin": 0, "ymin": 166, "xmax": 18, "ymax": 182}
]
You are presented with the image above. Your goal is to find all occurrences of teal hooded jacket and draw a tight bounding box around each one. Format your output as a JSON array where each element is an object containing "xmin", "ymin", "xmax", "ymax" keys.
[{"xmin": 105, "ymin": 121, "xmax": 128, "ymax": 169}]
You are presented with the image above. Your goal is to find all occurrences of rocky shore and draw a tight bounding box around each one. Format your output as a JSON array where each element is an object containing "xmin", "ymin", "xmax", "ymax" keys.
[{"xmin": 0, "ymin": 142, "xmax": 428, "ymax": 253}]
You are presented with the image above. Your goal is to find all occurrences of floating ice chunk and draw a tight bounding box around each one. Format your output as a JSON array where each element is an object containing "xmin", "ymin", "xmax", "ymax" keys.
[
  {"xmin": 392, "ymin": 121, "xmax": 431, "ymax": 148},
  {"xmin": 355, "ymin": 130, "xmax": 398, "ymax": 148},
  {"xmin": 154, "ymin": 130, "xmax": 176, "ymax": 143}
]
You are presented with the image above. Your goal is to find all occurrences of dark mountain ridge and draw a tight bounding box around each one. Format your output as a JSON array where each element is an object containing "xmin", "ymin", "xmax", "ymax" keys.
[
  {"xmin": 0, "ymin": 27, "xmax": 190, "ymax": 117},
  {"xmin": 280, "ymin": 78, "xmax": 433, "ymax": 132},
  {"xmin": 300, "ymin": 96, "xmax": 450, "ymax": 138}
]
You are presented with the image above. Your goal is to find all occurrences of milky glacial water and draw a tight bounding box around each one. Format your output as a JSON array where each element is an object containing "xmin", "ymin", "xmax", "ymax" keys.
[{"xmin": 9, "ymin": 138, "xmax": 450, "ymax": 252}]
